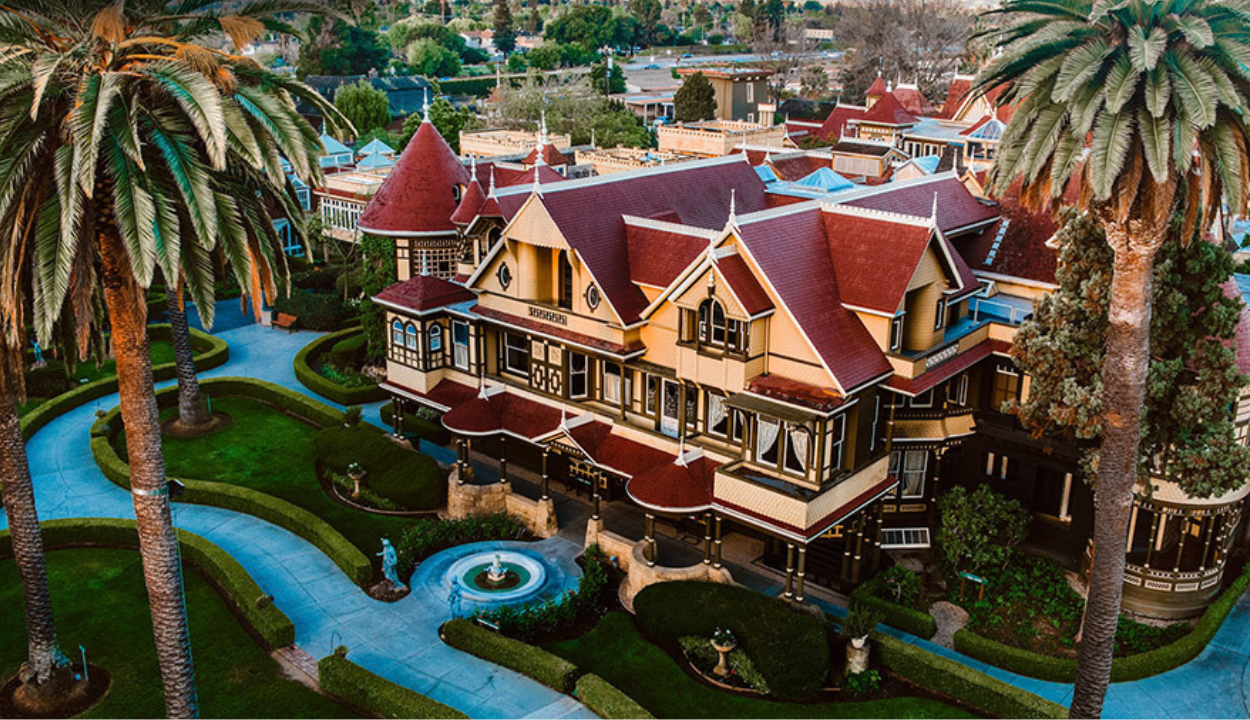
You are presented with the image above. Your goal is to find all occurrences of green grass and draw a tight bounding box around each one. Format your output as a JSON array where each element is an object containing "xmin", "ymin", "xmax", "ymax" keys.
[
  {"xmin": 72, "ymin": 340, "xmax": 176, "ymax": 384},
  {"xmin": 543, "ymin": 613, "xmax": 975, "ymax": 719},
  {"xmin": 122, "ymin": 396, "xmax": 419, "ymax": 565},
  {"xmin": 0, "ymin": 548, "xmax": 353, "ymax": 718}
]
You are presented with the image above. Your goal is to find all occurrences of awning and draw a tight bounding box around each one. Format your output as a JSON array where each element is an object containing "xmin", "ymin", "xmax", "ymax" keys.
[
  {"xmin": 441, "ymin": 384, "xmax": 563, "ymax": 440},
  {"xmin": 726, "ymin": 392, "xmax": 820, "ymax": 424}
]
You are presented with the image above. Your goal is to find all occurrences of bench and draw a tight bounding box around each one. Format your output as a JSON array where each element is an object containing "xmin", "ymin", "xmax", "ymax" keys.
[{"xmin": 273, "ymin": 313, "xmax": 299, "ymax": 332}]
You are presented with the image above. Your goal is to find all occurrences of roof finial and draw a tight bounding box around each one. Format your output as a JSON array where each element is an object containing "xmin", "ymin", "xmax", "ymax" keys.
[
  {"xmin": 540, "ymin": 109, "xmax": 549, "ymax": 145},
  {"xmin": 533, "ymin": 163, "xmax": 543, "ymax": 196},
  {"xmin": 488, "ymin": 167, "xmax": 497, "ymax": 198},
  {"xmin": 931, "ymin": 191, "xmax": 939, "ymax": 226},
  {"xmin": 470, "ymin": 155, "xmax": 477, "ymax": 181},
  {"xmin": 740, "ymin": 130, "xmax": 748, "ymax": 162},
  {"xmin": 423, "ymin": 91, "xmax": 431, "ymax": 123},
  {"xmin": 728, "ymin": 188, "xmax": 736, "ymax": 225}
]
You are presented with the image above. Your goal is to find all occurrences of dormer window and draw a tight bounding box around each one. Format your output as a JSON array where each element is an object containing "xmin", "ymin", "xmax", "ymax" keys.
[
  {"xmin": 697, "ymin": 298, "xmax": 744, "ymax": 352},
  {"xmin": 889, "ymin": 313, "xmax": 904, "ymax": 352},
  {"xmin": 934, "ymin": 297, "xmax": 947, "ymax": 330},
  {"xmin": 558, "ymin": 251, "xmax": 574, "ymax": 310}
]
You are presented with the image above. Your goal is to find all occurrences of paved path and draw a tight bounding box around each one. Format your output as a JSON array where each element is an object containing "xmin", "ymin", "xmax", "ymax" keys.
[{"xmin": 3, "ymin": 319, "xmax": 594, "ymax": 720}]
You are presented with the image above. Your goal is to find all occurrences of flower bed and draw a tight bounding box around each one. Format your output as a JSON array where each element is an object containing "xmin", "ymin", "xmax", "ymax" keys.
[
  {"xmin": 394, "ymin": 513, "xmax": 530, "ymax": 579},
  {"xmin": 313, "ymin": 423, "xmax": 445, "ymax": 511},
  {"xmin": 678, "ymin": 635, "xmax": 770, "ymax": 694},
  {"xmin": 293, "ymin": 327, "xmax": 387, "ymax": 405},
  {"xmin": 472, "ymin": 546, "xmax": 615, "ymax": 641}
]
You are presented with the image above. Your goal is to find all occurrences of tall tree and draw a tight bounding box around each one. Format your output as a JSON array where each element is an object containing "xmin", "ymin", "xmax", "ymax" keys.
[
  {"xmin": 836, "ymin": 0, "xmax": 971, "ymax": 103},
  {"xmin": 631, "ymin": 0, "xmax": 663, "ymax": 47},
  {"xmin": 165, "ymin": 282, "xmax": 211, "ymax": 430},
  {"xmin": 335, "ymin": 80, "xmax": 392, "ymax": 139},
  {"xmin": 976, "ymin": 0, "xmax": 1250, "ymax": 716},
  {"xmin": 494, "ymin": 0, "xmax": 518, "ymax": 55},
  {"xmin": 673, "ymin": 71, "xmax": 717, "ymax": 122},
  {"xmin": 0, "ymin": 3, "xmax": 344, "ymax": 716}
]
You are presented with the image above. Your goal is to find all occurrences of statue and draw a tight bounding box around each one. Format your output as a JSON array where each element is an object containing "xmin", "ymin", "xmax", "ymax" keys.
[
  {"xmin": 448, "ymin": 577, "xmax": 463, "ymax": 619},
  {"xmin": 30, "ymin": 339, "xmax": 44, "ymax": 368},
  {"xmin": 377, "ymin": 538, "xmax": 406, "ymax": 591}
]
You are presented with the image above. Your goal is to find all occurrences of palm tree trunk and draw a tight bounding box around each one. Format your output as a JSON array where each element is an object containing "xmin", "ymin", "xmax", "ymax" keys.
[
  {"xmin": 0, "ymin": 342, "xmax": 67, "ymax": 689},
  {"xmin": 99, "ymin": 222, "xmax": 199, "ymax": 719},
  {"xmin": 1069, "ymin": 222, "xmax": 1162, "ymax": 719},
  {"xmin": 165, "ymin": 292, "xmax": 210, "ymax": 428}
]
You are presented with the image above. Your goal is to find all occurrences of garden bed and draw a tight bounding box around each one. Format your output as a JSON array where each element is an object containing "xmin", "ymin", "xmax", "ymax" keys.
[{"xmin": 293, "ymin": 327, "xmax": 387, "ymax": 406}]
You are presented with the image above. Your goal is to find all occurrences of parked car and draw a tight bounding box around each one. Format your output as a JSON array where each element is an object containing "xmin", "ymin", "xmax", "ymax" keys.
[{"xmin": 644, "ymin": 63, "xmax": 661, "ymax": 69}]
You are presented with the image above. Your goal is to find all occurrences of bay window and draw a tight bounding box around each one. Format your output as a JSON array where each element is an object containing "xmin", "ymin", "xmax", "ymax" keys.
[
  {"xmin": 889, "ymin": 449, "xmax": 928, "ymax": 498},
  {"xmin": 602, "ymin": 362, "xmax": 622, "ymax": 404},
  {"xmin": 754, "ymin": 415, "xmax": 813, "ymax": 477},
  {"xmin": 503, "ymin": 333, "xmax": 529, "ymax": 377},
  {"xmin": 452, "ymin": 321, "xmax": 470, "ymax": 370},
  {"xmin": 569, "ymin": 352, "xmax": 588, "ymax": 399},
  {"xmin": 405, "ymin": 323, "xmax": 418, "ymax": 351}
]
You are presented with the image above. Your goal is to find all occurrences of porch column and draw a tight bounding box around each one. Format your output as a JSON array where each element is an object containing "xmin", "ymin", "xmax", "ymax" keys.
[
  {"xmin": 702, "ymin": 513, "xmax": 713, "ymax": 565},
  {"xmin": 795, "ymin": 545, "xmax": 807, "ymax": 603},
  {"xmin": 498, "ymin": 435, "xmax": 508, "ymax": 485},
  {"xmin": 645, "ymin": 513, "xmax": 657, "ymax": 567},
  {"xmin": 1199, "ymin": 515, "xmax": 1216, "ymax": 572},
  {"xmin": 1173, "ymin": 513, "xmax": 1190, "ymax": 573},
  {"xmin": 540, "ymin": 449, "xmax": 550, "ymax": 500},
  {"xmin": 456, "ymin": 438, "xmax": 468, "ymax": 484},
  {"xmin": 713, "ymin": 516, "xmax": 723, "ymax": 569},
  {"xmin": 783, "ymin": 543, "xmax": 795, "ymax": 599},
  {"xmin": 391, "ymin": 399, "xmax": 404, "ymax": 438},
  {"xmin": 870, "ymin": 504, "xmax": 884, "ymax": 570},
  {"xmin": 841, "ymin": 524, "xmax": 853, "ymax": 581},
  {"xmin": 592, "ymin": 477, "xmax": 601, "ymax": 521},
  {"xmin": 1144, "ymin": 509, "xmax": 1162, "ymax": 569},
  {"xmin": 851, "ymin": 514, "xmax": 867, "ymax": 584}
]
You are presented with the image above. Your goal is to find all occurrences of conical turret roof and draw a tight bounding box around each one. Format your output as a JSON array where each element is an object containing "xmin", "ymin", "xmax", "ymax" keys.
[{"xmin": 358, "ymin": 118, "xmax": 469, "ymax": 236}]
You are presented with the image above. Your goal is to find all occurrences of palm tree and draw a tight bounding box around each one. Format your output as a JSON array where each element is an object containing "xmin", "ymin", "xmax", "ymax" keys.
[
  {"xmin": 974, "ymin": 0, "xmax": 1250, "ymax": 716},
  {"xmin": 165, "ymin": 277, "xmax": 211, "ymax": 431},
  {"xmin": 0, "ymin": 2, "xmax": 344, "ymax": 716}
]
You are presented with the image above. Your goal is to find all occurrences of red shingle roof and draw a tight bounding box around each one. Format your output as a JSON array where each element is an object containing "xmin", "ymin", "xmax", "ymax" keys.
[
  {"xmin": 745, "ymin": 374, "xmax": 845, "ymax": 412},
  {"xmin": 441, "ymin": 386, "xmax": 564, "ymax": 439},
  {"xmin": 891, "ymin": 85, "xmax": 935, "ymax": 117},
  {"xmin": 737, "ymin": 208, "xmax": 892, "ymax": 392},
  {"xmin": 450, "ymin": 178, "xmax": 486, "ymax": 226},
  {"xmin": 1222, "ymin": 281, "xmax": 1250, "ymax": 375},
  {"xmin": 522, "ymin": 142, "xmax": 570, "ymax": 167},
  {"xmin": 769, "ymin": 154, "xmax": 831, "ymax": 182},
  {"xmin": 374, "ymin": 275, "xmax": 475, "ymax": 313},
  {"xmin": 866, "ymin": 75, "xmax": 889, "ymax": 97},
  {"xmin": 381, "ymin": 378, "xmax": 479, "ymax": 412},
  {"xmin": 935, "ymin": 77, "xmax": 972, "ymax": 120},
  {"xmin": 858, "ymin": 92, "xmax": 917, "ymax": 126},
  {"xmin": 626, "ymin": 224, "xmax": 708, "ymax": 288},
  {"xmin": 844, "ymin": 176, "xmax": 1000, "ymax": 235},
  {"xmin": 627, "ymin": 454, "xmax": 717, "ymax": 512},
  {"xmin": 716, "ymin": 253, "xmax": 773, "ymax": 316},
  {"xmin": 886, "ymin": 340, "xmax": 994, "ymax": 395},
  {"xmin": 358, "ymin": 120, "xmax": 469, "ymax": 236},
  {"xmin": 822, "ymin": 211, "xmax": 936, "ymax": 314},
  {"xmin": 816, "ymin": 104, "xmax": 867, "ymax": 141}
]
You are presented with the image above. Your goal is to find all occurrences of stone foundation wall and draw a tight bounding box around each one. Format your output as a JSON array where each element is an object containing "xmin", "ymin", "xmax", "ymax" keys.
[
  {"xmin": 582, "ymin": 518, "xmax": 734, "ymax": 610},
  {"xmin": 445, "ymin": 470, "xmax": 557, "ymax": 538}
]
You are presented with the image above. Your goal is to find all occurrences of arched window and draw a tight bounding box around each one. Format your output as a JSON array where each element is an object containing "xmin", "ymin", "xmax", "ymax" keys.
[
  {"xmin": 405, "ymin": 323, "xmax": 418, "ymax": 350},
  {"xmin": 391, "ymin": 319, "xmax": 405, "ymax": 345},
  {"xmin": 558, "ymin": 251, "xmax": 574, "ymax": 310},
  {"xmin": 698, "ymin": 299, "xmax": 727, "ymax": 346},
  {"xmin": 428, "ymin": 324, "xmax": 443, "ymax": 352}
]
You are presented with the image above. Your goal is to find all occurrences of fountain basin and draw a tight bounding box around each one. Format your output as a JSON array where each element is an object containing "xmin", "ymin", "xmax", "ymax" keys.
[{"xmin": 446, "ymin": 550, "xmax": 548, "ymax": 603}]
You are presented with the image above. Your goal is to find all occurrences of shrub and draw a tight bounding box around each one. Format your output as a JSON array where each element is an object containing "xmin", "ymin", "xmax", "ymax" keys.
[
  {"xmin": 328, "ymin": 332, "xmax": 367, "ymax": 368},
  {"xmin": 574, "ymin": 674, "xmax": 653, "ymax": 720},
  {"xmin": 840, "ymin": 601, "xmax": 884, "ymax": 641},
  {"xmin": 272, "ymin": 289, "xmax": 353, "ymax": 330},
  {"xmin": 844, "ymin": 669, "xmax": 881, "ymax": 695},
  {"xmin": 677, "ymin": 636, "xmax": 770, "ymax": 693},
  {"xmin": 327, "ymin": 471, "xmax": 402, "ymax": 511},
  {"xmin": 936, "ymin": 485, "xmax": 1030, "ymax": 575},
  {"xmin": 850, "ymin": 579, "xmax": 938, "ymax": 640},
  {"xmin": 633, "ymin": 581, "xmax": 828, "ymax": 701},
  {"xmin": 292, "ymin": 268, "xmax": 339, "ymax": 292},
  {"xmin": 0, "ymin": 518, "xmax": 295, "ymax": 649},
  {"xmin": 474, "ymin": 546, "xmax": 614, "ymax": 640},
  {"xmin": 873, "ymin": 632, "xmax": 1067, "ymax": 718},
  {"xmin": 394, "ymin": 513, "xmax": 528, "ymax": 578},
  {"xmin": 379, "ymin": 401, "xmax": 449, "ymax": 445},
  {"xmin": 343, "ymin": 405, "xmax": 363, "ymax": 427},
  {"xmin": 441, "ymin": 619, "xmax": 579, "ymax": 693},
  {"xmin": 313, "ymin": 424, "xmax": 444, "ymax": 511},
  {"xmin": 878, "ymin": 564, "xmax": 921, "ymax": 608},
  {"xmin": 318, "ymin": 650, "xmax": 466, "ymax": 719},
  {"xmin": 24, "ymin": 359, "xmax": 70, "ymax": 398},
  {"xmin": 293, "ymin": 328, "xmax": 387, "ymax": 405}
]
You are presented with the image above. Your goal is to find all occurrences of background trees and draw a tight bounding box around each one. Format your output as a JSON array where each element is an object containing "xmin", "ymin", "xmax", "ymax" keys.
[
  {"xmin": 493, "ymin": 0, "xmax": 518, "ymax": 56},
  {"xmin": 836, "ymin": 0, "xmax": 972, "ymax": 103},
  {"xmin": 334, "ymin": 81, "xmax": 392, "ymax": 141},
  {"xmin": 297, "ymin": 17, "xmax": 389, "ymax": 78},
  {"xmin": 674, "ymin": 72, "xmax": 717, "ymax": 122}
]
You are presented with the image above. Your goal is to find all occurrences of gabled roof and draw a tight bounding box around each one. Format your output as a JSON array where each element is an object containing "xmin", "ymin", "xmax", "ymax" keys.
[
  {"xmin": 625, "ymin": 222, "xmax": 710, "ymax": 288},
  {"xmin": 770, "ymin": 153, "xmax": 832, "ymax": 182},
  {"xmin": 358, "ymin": 119, "xmax": 469, "ymax": 236},
  {"xmin": 865, "ymin": 74, "xmax": 889, "ymax": 97},
  {"xmin": 900, "ymin": 155, "xmax": 941, "ymax": 175},
  {"xmin": 822, "ymin": 208, "xmax": 940, "ymax": 315},
  {"xmin": 522, "ymin": 142, "xmax": 570, "ymax": 167},
  {"xmin": 373, "ymin": 275, "xmax": 476, "ymax": 314},
  {"xmin": 450, "ymin": 178, "xmax": 487, "ymax": 226},
  {"xmin": 357, "ymin": 138, "xmax": 395, "ymax": 156},
  {"xmin": 736, "ymin": 206, "xmax": 892, "ymax": 392},
  {"xmin": 935, "ymin": 76, "xmax": 973, "ymax": 120},
  {"xmin": 816, "ymin": 104, "xmax": 867, "ymax": 141},
  {"xmin": 891, "ymin": 84, "xmax": 935, "ymax": 117},
  {"xmin": 842, "ymin": 174, "xmax": 1000, "ymax": 236},
  {"xmin": 716, "ymin": 253, "xmax": 773, "ymax": 316},
  {"xmin": 952, "ymin": 183, "xmax": 1058, "ymax": 285},
  {"xmin": 858, "ymin": 92, "xmax": 917, "ymax": 126}
]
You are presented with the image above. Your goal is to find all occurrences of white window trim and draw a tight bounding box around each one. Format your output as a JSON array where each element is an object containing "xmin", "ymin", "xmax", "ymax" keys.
[
  {"xmin": 452, "ymin": 321, "xmax": 470, "ymax": 370},
  {"xmin": 503, "ymin": 333, "xmax": 529, "ymax": 376},
  {"xmin": 899, "ymin": 449, "xmax": 927, "ymax": 499},
  {"xmin": 881, "ymin": 527, "xmax": 931, "ymax": 549},
  {"xmin": 889, "ymin": 313, "xmax": 904, "ymax": 352},
  {"xmin": 569, "ymin": 352, "xmax": 589, "ymax": 400}
]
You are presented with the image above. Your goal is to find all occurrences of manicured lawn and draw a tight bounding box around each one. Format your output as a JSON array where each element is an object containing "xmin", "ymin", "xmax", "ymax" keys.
[
  {"xmin": 123, "ymin": 396, "xmax": 418, "ymax": 566},
  {"xmin": 18, "ymin": 341, "xmax": 177, "ymax": 418},
  {"xmin": 544, "ymin": 612, "xmax": 975, "ymax": 719},
  {"xmin": 0, "ymin": 548, "xmax": 353, "ymax": 718}
]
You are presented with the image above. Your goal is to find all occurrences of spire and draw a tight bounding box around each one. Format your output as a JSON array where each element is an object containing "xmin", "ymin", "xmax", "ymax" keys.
[
  {"xmin": 931, "ymin": 191, "xmax": 939, "ymax": 227},
  {"xmin": 740, "ymin": 130, "xmax": 748, "ymax": 161},
  {"xmin": 422, "ymin": 92, "xmax": 431, "ymax": 123},
  {"xmin": 488, "ymin": 167, "xmax": 496, "ymax": 198},
  {"xmin": 533, "ymin": 162, "xmax": 543, "ymax": 196},
  {"xmin": 727, "ymin": 188, "xmax": 736, "ymax": 228},
  {"xmin": 470, "ymin": 155, "xmax": 477, "ymax": 182},
  {"xmin": 540, "ymin": 109, "xmax": 549, "ymax": 145}
]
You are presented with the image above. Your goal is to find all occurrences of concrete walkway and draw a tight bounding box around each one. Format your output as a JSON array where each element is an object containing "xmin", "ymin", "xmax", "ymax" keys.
[{"xmin": 2, "ymin": 319, "xmax": 594, "ymax": 720}]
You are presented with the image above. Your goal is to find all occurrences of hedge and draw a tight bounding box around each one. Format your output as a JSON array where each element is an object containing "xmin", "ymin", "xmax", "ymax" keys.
[
  {"xmin": 21, "ymin": 324, "xmax": 229, "ymax": 440},
  {"xmin": 379, "ymin": 401, "xmax": 449, "ymax": 445},
  {"xmin": 314, "ymin": 424, "xmax": 445, "ymax": 510},
  {"xmin": 633, "ymin": 581, "xmax": 828, "ymax": 701},
  {"xmin": 0, "ymin": 518, "xmax": 294, "ymax": 649},
  {"xmin": 872, "ymin": 632, "xmax": 1067, "ymax": 719},
  {"xmin": 441, "ymin": 619, "xmax": 580, "ymax": 693},
  {"xmin": 953, "ymin": 564, "xmax": 1250, "ymax": 683},
  {"xmin": 318, "ymin": 650, "xmax": 466, "ymax": 719},
  {"xmin": 574, "ymin": 674, "xmax": 653, "ymax": 720},
  {"xmin": 293, "ymin": 327, "xmax": 388, "ymax": 405},
  {"xmin": 850, "ymin": 579, "xmax": 938, "ymax": 640},
  {"xmin": 92, "ymin": 377, "xmax": 371, "ymax": 586}
]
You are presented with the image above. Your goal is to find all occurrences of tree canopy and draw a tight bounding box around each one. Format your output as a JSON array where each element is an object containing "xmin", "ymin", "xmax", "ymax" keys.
[
  {"xmin": 493, "ymin": 0, "xmax": 518, "ymax": 55},
  {"xmin": 674, "ymin": 72, "xmax": 717, "ymax": 122},
  {"xmin": 334, "ymin": 80, "xmax": 391, "ymax": 138},
  {"xmin": 408, "ymin": 39, "xmax": 462, "ymax": 78},
  {"xmin": 297, "ymin": 17, "xmax": 389, "ymax": 78}
]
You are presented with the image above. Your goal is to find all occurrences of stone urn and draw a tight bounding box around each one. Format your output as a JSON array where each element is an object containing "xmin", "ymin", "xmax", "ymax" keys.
[
  {"xmin": 347, "ymin": 463, "xmax": 366, "ymax": 499},
  {"xmin": 846, "ymin": 635, "xmax": 870, "ymax": 675},
  {"xmin": 710, "ymin": 629, "xmax": 737, "ymax": 678}
]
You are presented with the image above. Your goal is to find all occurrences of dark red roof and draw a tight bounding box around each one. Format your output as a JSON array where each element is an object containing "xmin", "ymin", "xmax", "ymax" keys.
[
  {"xmin": 509, "ymin": 159, "xmax": 770, "ymax": 324},
  {"xmin": 823, "ymin": 211, "xmax": 936, "ymax": 314},
  {"xmin": 564, "ymin": 420, "xmax": 675, "ymax": 478},
  {"xmin": 441, "ymin": 386, "xmax": 564, "ymax": 439},
  {"xmin": 627, "ymin": 454, "xmax": 717, "ymax": 512},
  {"xmin": 381, "ymin": 378, "xmax": 479, "ymax": 412},
  {"xmin": 859, "ymin": 92, "xmax": 917, "ymax": 126},
  {"xmin": 473, "ymin": 304, "xmax": 646, "ymax": 357},
  {"xmin": 626, "ymin": 224, "xmax": 707, "ymax": 288},
  {"xmin": 716, "ymin": 474, "xmax": 897, "ymax": 541},
  {"xmin": 816, "ymin": 104, "xmax": 867, "ymax": 141},
  {"xmin": 954, "ymin": 208, "xmax": 1058, "ymax": 286},
  {"xmin": 745, "ymin": 374, "xmax": 845, "ymax": 412},
  {"xmin": 716, "ymin": 253, "xmax": 773, "ymax": 316},
  {"xmin": 737, "ymin": 208, "xmax": 891, "ymax": 392},
  {"xmin": 522, "ymin": 143, "xmax": 570, "ymax": 167},
  {"xmin": 450, "ymin": 178, "xmax": 486, "ymax": 226},
  {"xmin": 374, "ymin": 275, "xmax": 475, "ymax": 313},
  {"xmin": 358, "ymin": 120, "xmax": 469, "ymax": 236},
  {"xmin": 769, "ymin": 154, "xmax": 831, "ymax": 182},
  {"xmin": 935, "ymin": 77, "xmax": 972, "ymax": 120},
  {"xmin": 844, "ymin": 176, "xmax": 1000, "ymax": 236},
  {"xmin": 886, "ymin": 340, "xmax": 994, "ymax": 395},
  {"xmin": 866, "ymin": 75, "xmax": 889, "ymax": 97},
  {"xmin": 891, "ymin": 85, "xmax": 935, "ymax": 117}
]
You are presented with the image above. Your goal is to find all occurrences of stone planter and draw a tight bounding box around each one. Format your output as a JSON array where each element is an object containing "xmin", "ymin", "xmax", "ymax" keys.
[
  {"xmin": 847, "ymin": 637, "xmax": 870, "ymax": 675},
  {"xmin": 710, "ymin": 639, "xmax": 737, "ymax": 678},
  {"xmin": 348, "ymin": 469, "xmax": 366, "ymax": 499}
]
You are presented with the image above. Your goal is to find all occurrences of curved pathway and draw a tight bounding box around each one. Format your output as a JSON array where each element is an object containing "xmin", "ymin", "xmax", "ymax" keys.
[{"xmin": 2, "ymin": 319, "xmax": 594, "ymax": 720}]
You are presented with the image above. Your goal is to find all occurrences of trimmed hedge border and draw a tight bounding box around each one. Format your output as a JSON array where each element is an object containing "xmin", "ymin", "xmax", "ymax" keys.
[
  {"xmin": 21, "ymin": 324, "xmax": 229, "ymax": 440},
  {"xmin": 293, "ymin": 327, "xmax": 387, "ymax": 406},
  {"xmin": 574, "ymin": 674, "xmax": 654, "ymax": 719},
  {"xmin": 441, "ymin": 619, "xmax": 580, "ymax": 693},
  {"xmin": 91, "ymin": 376, "xmax": 371, "ymax": 586},
  {"xmin": 0, "ymin": 517, "xmax": 294, "ymax": 649},
  {"xmin": 379, "ymin": 402, "xmax": 449, "ymax": 445},
  {"xmin": 850, "ymin": 579, "xmax": 938, "ymax": 640},
  {"xmin": 318, "ymin": 650, "xmax": 466, "ymax": 719},
  {"xmin": 872, "ymin": 632, "xmax": 1068, "ymax": 719},
  {"xmin": 952, "ymin": 564, "xmax": 1250, "ymax": 683}
]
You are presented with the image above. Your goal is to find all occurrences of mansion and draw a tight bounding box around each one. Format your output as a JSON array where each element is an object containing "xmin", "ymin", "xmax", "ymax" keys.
[{"xmin": 359, "ymin": 110, "xmax": 1250, "ymax": 620}]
